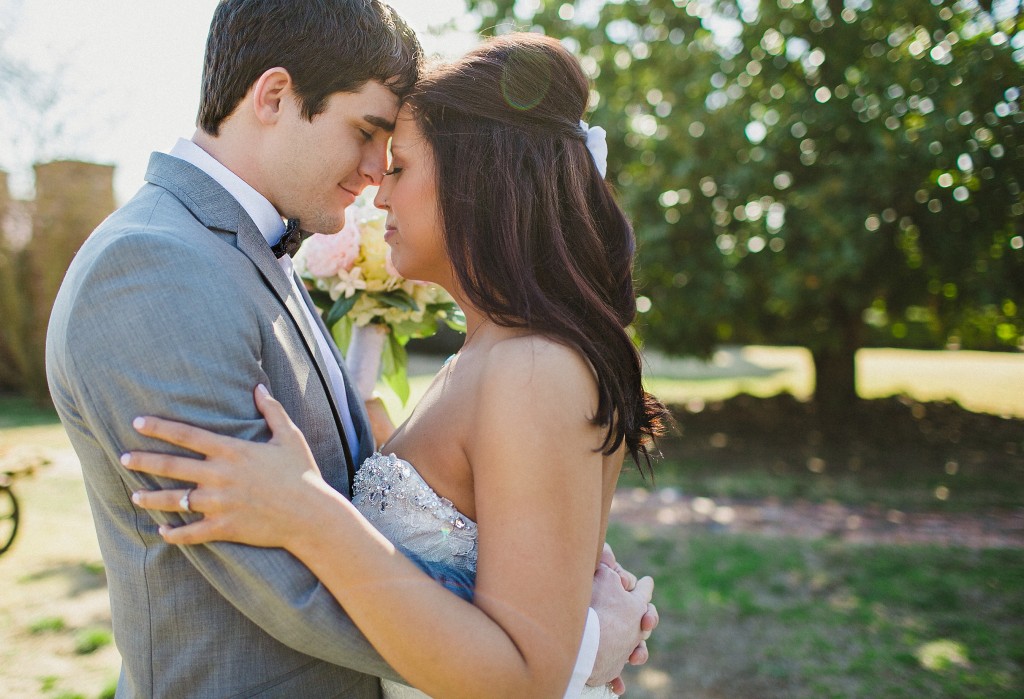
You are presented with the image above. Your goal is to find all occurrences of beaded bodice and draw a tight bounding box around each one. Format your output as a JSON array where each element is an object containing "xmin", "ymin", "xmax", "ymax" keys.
[{"xmin": 352, "ymin": 452, "xmax": 478, "ymax": 600}]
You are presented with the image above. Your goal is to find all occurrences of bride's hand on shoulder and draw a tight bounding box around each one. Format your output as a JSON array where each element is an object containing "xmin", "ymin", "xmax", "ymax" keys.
[{"xmin": 123, "ymin": 385, "xmax": 335, "ymax": 549}]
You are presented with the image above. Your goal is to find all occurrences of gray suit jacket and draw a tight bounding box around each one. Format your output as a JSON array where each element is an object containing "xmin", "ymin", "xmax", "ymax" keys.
[{"xmin": 46, "ymin": 153, "xmax": 403, "ymax": 698}]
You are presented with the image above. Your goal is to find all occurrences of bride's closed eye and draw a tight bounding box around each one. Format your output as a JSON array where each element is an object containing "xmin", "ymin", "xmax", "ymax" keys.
[{"xmin": 383, "ymin": 167, "xmax": 403, "ymax": 177}]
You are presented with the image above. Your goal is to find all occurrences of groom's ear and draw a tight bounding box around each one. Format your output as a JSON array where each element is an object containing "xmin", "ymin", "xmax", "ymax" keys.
[{"xmin": 251, "ymin": 67, "xmax": 293, "ymax": 125}]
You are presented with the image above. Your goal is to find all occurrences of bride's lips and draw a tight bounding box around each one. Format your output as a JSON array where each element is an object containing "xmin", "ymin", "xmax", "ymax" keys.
[{"xmin": 384, "ymin": 225, "xmax": 398, "ymax": 243}]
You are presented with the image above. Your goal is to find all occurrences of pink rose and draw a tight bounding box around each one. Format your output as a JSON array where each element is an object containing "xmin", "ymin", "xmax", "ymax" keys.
[{"xmin": 303, "ymin": 219, "xmax": 360, "ymax": 278}]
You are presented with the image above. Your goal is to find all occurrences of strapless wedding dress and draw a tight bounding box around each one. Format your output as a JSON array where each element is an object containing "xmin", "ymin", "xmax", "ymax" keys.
[{"xmin": 352, "ymin": 452, "xmax": 617, "ymax": 699}]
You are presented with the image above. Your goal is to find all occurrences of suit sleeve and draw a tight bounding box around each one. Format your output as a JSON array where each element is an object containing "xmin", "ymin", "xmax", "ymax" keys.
[{"xmin": 56, "ymin": 229, "xmax": 403, "ymax": 682}]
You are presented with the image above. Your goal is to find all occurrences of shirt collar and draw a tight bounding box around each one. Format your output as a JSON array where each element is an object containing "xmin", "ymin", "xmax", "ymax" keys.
[{"xmin": 168, "ymin": 138, "xmax": 287, "ymax": 247}]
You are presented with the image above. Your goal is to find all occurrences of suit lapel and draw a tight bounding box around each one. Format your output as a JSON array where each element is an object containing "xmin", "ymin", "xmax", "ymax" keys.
[{"xmin": 294, "ymin": 276, "xmax": 374, "ymax": 464}]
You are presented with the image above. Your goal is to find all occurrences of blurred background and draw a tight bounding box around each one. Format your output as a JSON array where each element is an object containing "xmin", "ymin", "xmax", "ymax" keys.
[{"xmin": 1, "ymin": 1, "xmax": 1022, "ymax": 697}]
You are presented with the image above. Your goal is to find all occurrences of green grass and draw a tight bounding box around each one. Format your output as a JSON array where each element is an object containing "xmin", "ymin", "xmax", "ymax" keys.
[
  {"xmin": 609, "ymin": 526, "xmax": 1024, "ymax": 698},
  {"xmin": 0, "ymin": 395, "xmax": 60, "ymax": 429},
  {"xmin": 96, "ymin": 678, "xmax": 117, "ymax": 699},
  {"xmin": 73, "ymin": 627, "xmax": 113, "ymax": 655},
  {"xmin": 28, "ymin": 616, "xmax": 67, "ymax": 634}
]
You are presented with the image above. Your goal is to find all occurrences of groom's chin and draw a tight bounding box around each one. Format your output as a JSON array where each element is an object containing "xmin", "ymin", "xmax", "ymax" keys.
[{"xmin": 303, "ymin": 214, "xmax": 346, "ymax": 237}]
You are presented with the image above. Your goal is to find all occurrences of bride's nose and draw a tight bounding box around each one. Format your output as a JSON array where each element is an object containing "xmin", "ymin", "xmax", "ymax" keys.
[{"xmin": 373, "ymin": 179, "xmax": 391, "ymax": 210}]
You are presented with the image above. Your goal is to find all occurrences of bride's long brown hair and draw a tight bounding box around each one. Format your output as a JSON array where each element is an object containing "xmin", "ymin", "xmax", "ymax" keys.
[{"xmin": 405, "ymin": 33, "xmax": 669, "ymax": 469}]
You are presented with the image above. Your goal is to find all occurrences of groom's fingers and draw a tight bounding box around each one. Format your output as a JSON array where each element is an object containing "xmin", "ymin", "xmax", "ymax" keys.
[
  {"xmin": 641, "ymin": 601, "xmax": 659, "ymax": 635},
  {"xmin": 627, "ymin": 640, "xmax": 649, "ymax": 665},
  {"xmin": 631, "ymin": 575, "xmax": 655, "ymax": 605},
  {"xmin": 133, "ymin": 415, "xmax": 237, "ymax": 456}
]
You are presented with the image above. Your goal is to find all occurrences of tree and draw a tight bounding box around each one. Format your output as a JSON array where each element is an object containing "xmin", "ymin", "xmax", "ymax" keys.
[{"xmin": 466, "ymin": 0, "xmax": 1024, "ymax": 420}]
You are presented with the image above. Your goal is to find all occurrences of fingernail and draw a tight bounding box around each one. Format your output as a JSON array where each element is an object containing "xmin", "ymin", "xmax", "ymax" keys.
[
  {"xmin": 158, "ymin": 525, "xmax": 169, "ymax": 536},
  {"xmin": 131, "ymin": 491, "xmax": 141, "ymax": 504},
  {"xmin": 256, "ymin": 383, "xmax": 270, "ymax": 397},
  {"xmin": 133, "ymin": 417, "xmax": 146, "ymax": 430},
  {"xmin": 120, "ymin": 453, "xmax": 131, "ymax": 466}
]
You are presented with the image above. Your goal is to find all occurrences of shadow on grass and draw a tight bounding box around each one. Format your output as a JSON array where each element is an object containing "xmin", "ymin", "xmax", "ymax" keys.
[
  {"xmin": 18, "ymin": 560, "xmax": 107, "ymax": 597},
  {"xmin": 622, "ymin": 393, "xmax": 1024, "ymax": 513}
]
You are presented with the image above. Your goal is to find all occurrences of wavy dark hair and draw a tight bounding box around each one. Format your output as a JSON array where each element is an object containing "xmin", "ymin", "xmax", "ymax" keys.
[
  {"xmin": 198, "ymin": 0, "xmax": 422, "ymax": 135},
  {"xmin": 404, "ymin": 33, "xmax": 669, "ymax": 469}
]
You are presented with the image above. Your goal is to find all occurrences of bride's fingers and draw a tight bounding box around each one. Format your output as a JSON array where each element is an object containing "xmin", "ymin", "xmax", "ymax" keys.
[
  {"xmin": 131, "ymin": 488, "xmax": 201, "ymax": 513},
  {"xmin": 121, "ymin": 450, "xmax": 211, "ymax": 483},
  {"xmin": 253, "ymin": 384, "xmax": 303, "ymax": 444},
  {"xmin": 609, "ymin": 677, "xmax": 626, "ymax": 695},
  {"xmin": 132, "ymin": 415, "xmax": 237, "ymax": 457},
  {"xmin": 158, "ymin": 520, "xmax": 220, "ymax": 546}
]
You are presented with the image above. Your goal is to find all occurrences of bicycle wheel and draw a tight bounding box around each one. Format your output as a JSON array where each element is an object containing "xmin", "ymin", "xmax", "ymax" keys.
[{"xmin": 0, "ymin": 484, "xmax": 19, "ymax": 556}]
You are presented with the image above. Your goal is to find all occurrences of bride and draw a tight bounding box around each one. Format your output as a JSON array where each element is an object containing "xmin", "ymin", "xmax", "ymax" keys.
[{"xmin": 124, "ymin": 33, "xmax": 669, "ymax": 698}]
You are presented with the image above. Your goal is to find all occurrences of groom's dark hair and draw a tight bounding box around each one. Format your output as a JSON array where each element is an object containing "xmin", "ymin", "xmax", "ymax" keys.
[{"xmin": 198, "ymin": 0, "xmax": 422, "ymax": 136}]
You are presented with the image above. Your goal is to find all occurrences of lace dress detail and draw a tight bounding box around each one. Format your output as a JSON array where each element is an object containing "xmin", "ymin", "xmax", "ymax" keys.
[
  {"xmin": 352, "ymin": 452, "xmax": 614, "ymax": 699},
  {"xmin": 352, "ymin": 452, "xmax": 477, "ymax": 601}
]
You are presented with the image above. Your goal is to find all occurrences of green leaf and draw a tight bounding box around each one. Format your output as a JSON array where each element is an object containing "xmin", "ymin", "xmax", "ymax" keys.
[
  {"xmin": 331, "ymin": 316, "xmax": 354, "ymax": 355},
  {"xmin": 376, "ymin": 290, "xmax": 420, "ymax": 312},
  {"xmin": 391, "ymin": 317, "xmax": 440, "ymax": 340},
  {"xmin": 380, "ymin": 331, "xmax": 410, "ymax": 405},
  {"xmin": 325, "ymin": 291, "xmax": 362, "ymax": 328},
  {"xmin": 307, "ymin": 288, "xmax": 334, "ymax": 312},
  {"xmin": 443, "ymin": 307, "xmax": 468, "ymax": 333}
]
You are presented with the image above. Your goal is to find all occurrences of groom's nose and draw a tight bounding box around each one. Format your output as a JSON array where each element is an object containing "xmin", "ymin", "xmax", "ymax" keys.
[{"xmin": 361, "ymin": 142, "xmax": 389, "ymax": 187}]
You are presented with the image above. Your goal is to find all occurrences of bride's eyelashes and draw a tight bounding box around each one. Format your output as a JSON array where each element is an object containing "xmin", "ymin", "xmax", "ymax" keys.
[{"xmin": 382, "ymin": 167, "xmax": 403, "ymax": 177}]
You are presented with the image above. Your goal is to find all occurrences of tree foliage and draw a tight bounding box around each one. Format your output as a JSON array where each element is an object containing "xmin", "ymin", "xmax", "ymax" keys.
[{"xmin": 465, "ymin": 0, "xmax": 1024, "ymax": 413}]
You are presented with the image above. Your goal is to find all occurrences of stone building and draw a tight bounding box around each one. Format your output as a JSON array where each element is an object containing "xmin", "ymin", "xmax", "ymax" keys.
[{"xmin": 0, "ymin": 161, "xmax": 115, "ymax": 403}]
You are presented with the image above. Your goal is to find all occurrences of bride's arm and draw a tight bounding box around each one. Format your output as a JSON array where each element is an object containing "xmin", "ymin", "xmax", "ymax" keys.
[{"xmin": 126, "ymin": 340, "xmax": 610, "ymax": 698}]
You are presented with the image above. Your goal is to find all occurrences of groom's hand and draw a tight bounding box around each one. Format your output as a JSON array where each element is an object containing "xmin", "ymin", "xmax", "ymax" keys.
[{"xmin": 588, "ymin": 544, "xmax": 658, "ymax": 693}]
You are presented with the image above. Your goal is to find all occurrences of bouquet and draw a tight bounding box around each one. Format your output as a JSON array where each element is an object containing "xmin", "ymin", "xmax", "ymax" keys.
[{"xmin": 294, "ymin": 191, "xmax": 465, "ymax": 404}]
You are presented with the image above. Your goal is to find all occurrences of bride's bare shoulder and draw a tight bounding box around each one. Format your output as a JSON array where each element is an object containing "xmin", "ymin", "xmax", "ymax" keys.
[{"xmin": 476, "ymin": 333, "xmax": 598, "ymax": 409}]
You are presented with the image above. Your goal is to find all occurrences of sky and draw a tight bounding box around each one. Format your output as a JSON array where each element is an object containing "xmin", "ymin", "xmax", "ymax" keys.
[{"xmin": 1, "ymin": 0, "xmax": 482, "ymax": 202}]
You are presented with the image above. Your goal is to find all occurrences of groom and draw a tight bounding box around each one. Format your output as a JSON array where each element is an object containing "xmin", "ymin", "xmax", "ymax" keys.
[{"xmin": 46, "ymin": 1, "xmax": 654, "ymax": 696}]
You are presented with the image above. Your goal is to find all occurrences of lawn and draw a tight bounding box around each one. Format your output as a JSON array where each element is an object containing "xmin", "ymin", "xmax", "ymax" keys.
[
  {"xmin": 608, "ymin": 527, "xmax": 1024, "ymax": 699},
  {"xmin": 1, "ymin": 346, "xmax": 1021, "ymax": 698}
]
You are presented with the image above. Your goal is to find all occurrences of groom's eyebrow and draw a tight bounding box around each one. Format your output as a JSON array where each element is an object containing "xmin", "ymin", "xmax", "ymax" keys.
[{"xmin": 364, "ymin": 114, "xmax": 396, "ymax": 132}]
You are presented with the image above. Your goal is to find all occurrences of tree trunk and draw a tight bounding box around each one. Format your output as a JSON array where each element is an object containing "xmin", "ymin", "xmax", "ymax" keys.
[{"xmin": 811, "ymin": 308, "xmax": 862, "ymax": 431}]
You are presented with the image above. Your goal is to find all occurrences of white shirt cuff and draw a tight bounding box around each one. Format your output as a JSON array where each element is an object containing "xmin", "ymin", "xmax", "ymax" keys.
[{"xmin": 563, "ymin": 607, "xmax": 600, "ymax": 698}]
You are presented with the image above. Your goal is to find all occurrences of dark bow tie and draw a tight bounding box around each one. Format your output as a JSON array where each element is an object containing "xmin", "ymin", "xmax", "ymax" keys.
[{"xmin": 271, "ymin": 219, "xmax": 311, "ymax": 258}]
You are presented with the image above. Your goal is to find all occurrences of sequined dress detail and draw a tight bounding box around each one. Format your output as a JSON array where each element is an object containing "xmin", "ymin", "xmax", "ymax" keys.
[{"xmin": 351, "ymin": 452, "xmax": 615, "ymax": 699}]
